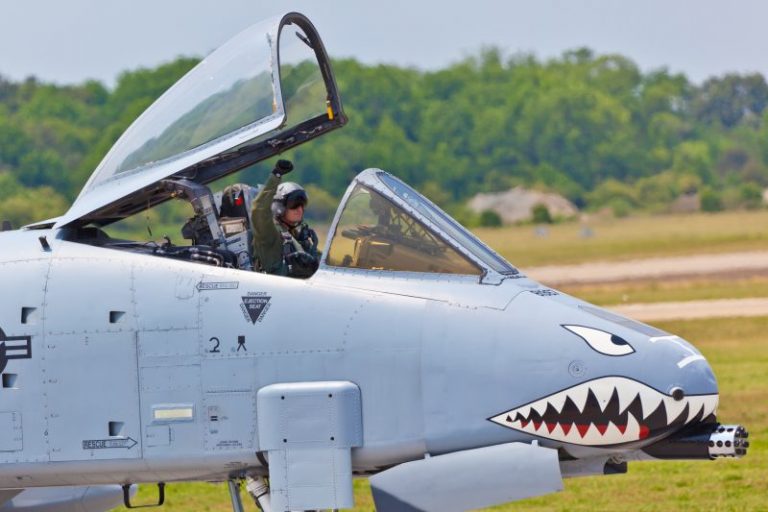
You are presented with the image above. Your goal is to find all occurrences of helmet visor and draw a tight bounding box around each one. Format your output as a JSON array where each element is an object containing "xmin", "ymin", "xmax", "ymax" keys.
[{"xmin": 285, "ymin": 189, "xmax": 308, "ymax": 210}]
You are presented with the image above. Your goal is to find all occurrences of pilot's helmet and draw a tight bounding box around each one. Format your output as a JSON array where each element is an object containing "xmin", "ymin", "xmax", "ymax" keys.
[{"xmin": 272, "ymin": 182, "xmax": 308, "ymax": 221}]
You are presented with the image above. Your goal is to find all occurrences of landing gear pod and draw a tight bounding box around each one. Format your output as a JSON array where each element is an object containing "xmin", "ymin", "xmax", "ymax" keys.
[{"xmin": 642, "ymin": 423, "xmax": 749, "ymax": 460}]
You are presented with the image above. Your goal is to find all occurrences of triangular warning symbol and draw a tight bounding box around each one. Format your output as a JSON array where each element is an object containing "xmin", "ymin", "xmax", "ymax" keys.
[{"xmin": 241, "ymin": 296, "xmax": 271, "ymax": 324}]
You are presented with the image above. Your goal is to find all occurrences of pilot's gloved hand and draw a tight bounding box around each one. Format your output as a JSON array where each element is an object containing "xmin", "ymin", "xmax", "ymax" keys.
[
  {"xmin": 285, "ymin": 252, "xmax": 320, "ymax": 277},
  {"xmin": 272, "ymin": 159, "xmax": 294, "ymax": 177},
  {"xmin": 296, "ymin": 226, "xmax": 318, "ymax": 247}
]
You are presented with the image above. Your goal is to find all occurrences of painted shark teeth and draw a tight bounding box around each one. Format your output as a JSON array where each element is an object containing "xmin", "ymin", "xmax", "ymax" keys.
[{"xmin": 489, "ymin": 377, "xmax": 719, "ymax": 446}]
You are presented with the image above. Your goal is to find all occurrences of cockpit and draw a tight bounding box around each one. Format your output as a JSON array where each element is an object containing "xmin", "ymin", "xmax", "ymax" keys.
[{"xmin": 42, "ymin": 12, "xmax": 518, "ymax": 285}]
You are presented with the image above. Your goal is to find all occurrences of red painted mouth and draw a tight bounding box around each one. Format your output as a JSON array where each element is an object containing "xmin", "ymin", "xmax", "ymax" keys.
[{"xmin": 489, "ymin": 377, "xmax": 718, "ymax": 446}]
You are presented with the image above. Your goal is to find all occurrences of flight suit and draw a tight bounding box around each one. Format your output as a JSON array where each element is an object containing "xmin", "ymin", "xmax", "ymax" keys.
[{"xmin": 250, "ymin": 174, "xmax": 319, "ymax": 278}]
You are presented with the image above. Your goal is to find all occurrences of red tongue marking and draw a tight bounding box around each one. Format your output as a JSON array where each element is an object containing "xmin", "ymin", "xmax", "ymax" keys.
[
  {"xmin": 576, "ymin": 424, "xmax": 590, "ymax": 438},
  {"xmin": 639, "ymin": 425, "xmax": 650, "ymax": 439},
  {"xmin": 596, "ymin": 424, "xmax": 608, "ymax": 435},
  {"xmin": 520, "ymin": 419, "xmax": 529, "ymax": 429},
  {"xmin": 533, "ymin": 421, "xmax": 543, "ymax": 431},
  {"xmin": 617, "ymin": 424, "xmax": 627, "ymax": 434},
  {"xmin": 546, "ymin": 422, "xmax": 557, "ymax": 434},
  {"xmin": 561, "ymin": 423, "xmax": 573, "ymax": 435}
]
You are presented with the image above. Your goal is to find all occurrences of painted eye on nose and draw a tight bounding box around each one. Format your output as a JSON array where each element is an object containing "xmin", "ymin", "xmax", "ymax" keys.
[{"xmin": 562, "ymin": 324, "xmax": 635, "ymax": 356}]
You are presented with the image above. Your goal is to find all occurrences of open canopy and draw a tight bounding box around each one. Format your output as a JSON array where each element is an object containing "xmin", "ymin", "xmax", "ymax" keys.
[{"xmin": 55, "ymin": 12, "xmax": 346, "ymax": 229}]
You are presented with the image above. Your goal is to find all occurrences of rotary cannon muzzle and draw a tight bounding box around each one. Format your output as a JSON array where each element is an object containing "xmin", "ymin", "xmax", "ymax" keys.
[{"xmin": 642, "ymin": 423, "xmax": 749, "ymax": 460}]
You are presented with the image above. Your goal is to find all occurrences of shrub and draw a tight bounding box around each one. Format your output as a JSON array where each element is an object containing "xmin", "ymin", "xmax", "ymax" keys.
[
  {"xmin": 740, "ymin": 183, "xmax": 763, "ymax": 210},
  {"xmin": 531, "ymin": 203, "xmax": 553, "ymax": 224},
  {"xmin": 479, "ymin": 209, "xmax": 503, "ymax": 227},
  {"xmin": 700, "ymin": 188, "xmax": 723, "ymax": 212},
  {"xmin": 608, "ymin": 198, "xmax": 633, "ymax": 218}
]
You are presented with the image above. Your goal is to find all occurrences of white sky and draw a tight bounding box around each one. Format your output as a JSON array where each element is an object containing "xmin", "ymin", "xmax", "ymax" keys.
[{"xmin": 1, "ymin": 0, "xmax": 766, "ymax": 87}]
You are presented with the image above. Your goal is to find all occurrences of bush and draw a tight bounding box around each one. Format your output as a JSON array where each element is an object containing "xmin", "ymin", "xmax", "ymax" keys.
[
  {"xmin": 700, "ymin": 188, "xmax": 723, "ymax": 212},
  {"xmin": 478, "ymin": 209, "xmax": 502, "ymax": 227},
  {"xmin": 531, "ymin": 203, "xmax": 553, "ymax": 224},
  {"xmin": 608, "ymin": 198, "xmax": 633, "ymax": 218},
  {"xmin": 587, "ymin": 179, "xmax": 638, "ymax": 211},
  {"xmin": 447, "ymin": 204, "xmax": 480, "ymax": 228},
  {"xmin": 740, "ymin": 183, "xmax": 763, "ymax": 210},
  {"xmin": 0, "ymin": 186, "xmax": 69, "ymax": 227}
]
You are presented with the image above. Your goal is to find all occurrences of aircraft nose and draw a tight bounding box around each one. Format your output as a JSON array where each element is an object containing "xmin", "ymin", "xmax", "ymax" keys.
[{"xmin": 645, "ymin": 333, "xmax": 719, "ymax": 398}]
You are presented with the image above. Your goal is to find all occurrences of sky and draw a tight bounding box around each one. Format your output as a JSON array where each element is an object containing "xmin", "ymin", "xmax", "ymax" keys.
[{"xmin": 1, "ymin": 0, "xmax": 767, "ymax": 87}]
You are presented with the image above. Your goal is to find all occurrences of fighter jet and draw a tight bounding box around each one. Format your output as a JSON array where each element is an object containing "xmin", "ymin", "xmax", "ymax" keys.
[{"xmin": 0, "ymin": 11, "xmax": 748, "ymax": 512}]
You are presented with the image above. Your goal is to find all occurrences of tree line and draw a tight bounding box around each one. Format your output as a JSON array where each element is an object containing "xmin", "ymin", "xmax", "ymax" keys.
[{"xmin": 1, "ymin": 48, "xmax": 767, "ymax": 228}]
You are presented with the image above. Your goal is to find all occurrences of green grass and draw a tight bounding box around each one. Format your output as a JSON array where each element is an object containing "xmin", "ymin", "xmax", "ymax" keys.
[
  {"xmin": 114, "ymin": 316, "xmax": 767, "ymax": 511},
  {"xmin": 475, "ymin": 209, "xmax": 768, "ymax": 267},
  {"xmin": 561, "ymin": 275, "xmax": 768, "ymax": 306}
]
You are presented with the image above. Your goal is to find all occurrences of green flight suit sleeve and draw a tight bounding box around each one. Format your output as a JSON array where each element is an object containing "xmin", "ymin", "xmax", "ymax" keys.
[{"xmin": 251, "ymin": 173, "xmax": 283, "ymax": 273}]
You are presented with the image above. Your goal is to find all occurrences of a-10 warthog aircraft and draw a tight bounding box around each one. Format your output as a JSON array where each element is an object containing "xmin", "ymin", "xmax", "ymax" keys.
[{"xmin": 0, "ymin": 11, "xmax": 748, "ymax": 512}]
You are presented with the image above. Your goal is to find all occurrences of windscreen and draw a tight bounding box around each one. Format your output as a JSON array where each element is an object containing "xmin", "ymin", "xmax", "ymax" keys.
[
  {"xmin": 83, "ymin": 18, "xmax": 283, "ymax": 193},
  {"xmin": 377, "ymin": 173, "xmax": 518, "ymax": 275},
  {"xmin": 326, "ymin": 185, "xmax": 483, "ymax": 275}
]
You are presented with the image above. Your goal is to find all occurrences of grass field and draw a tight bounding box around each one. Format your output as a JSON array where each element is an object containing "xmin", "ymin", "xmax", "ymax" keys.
[
  {"xmin": 475, "ymin": 209, "xmax": 768, "ymax": 268},
  {"xmin": 561, "ymin": 275, "xmax": 768, "ymax": 306},
  {"xmin": 114, "ymin": 315, "xmax": 767, "ymax": 512}
]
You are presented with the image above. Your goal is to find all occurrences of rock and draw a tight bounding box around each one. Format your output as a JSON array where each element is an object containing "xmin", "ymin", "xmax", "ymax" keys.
[{"xmin": 467, "ymin": 187, "xmax": 578, "ymax": 224}]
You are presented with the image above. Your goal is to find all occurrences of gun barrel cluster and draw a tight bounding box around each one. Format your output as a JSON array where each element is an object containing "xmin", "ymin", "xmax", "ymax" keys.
[{"xmin": 642, "ymin": 423, "xmax": 749, "ymax": 460}]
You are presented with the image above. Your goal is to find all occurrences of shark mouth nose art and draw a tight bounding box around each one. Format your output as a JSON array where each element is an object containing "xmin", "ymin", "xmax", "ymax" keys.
[{"xmin": 489, "ymin": 377, "xmax": 719, "ymax": 446}]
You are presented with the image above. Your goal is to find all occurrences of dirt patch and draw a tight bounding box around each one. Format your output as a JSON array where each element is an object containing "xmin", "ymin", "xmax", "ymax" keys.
[
  {"xmin": 524, "ymin": 250, "xmax": 768, "ymax": 321},
  {"xmin": 610, "ymin": 298, "xmax": 768, "ymax": 322},
  {"xmin": 525, "ymin": 250, "xmax": 768, "ymax": 286}
]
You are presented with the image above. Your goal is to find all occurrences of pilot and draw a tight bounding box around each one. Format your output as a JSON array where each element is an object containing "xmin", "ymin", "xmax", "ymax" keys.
[{"xmin": 250, "ymin": 159, "xmax": 320, "ymax": 278}]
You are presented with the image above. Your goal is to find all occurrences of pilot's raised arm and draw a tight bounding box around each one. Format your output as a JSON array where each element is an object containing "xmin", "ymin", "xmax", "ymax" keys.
[{"xmin": 250, "ymin": 160, "xmax": 319, "ymax": 278}]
